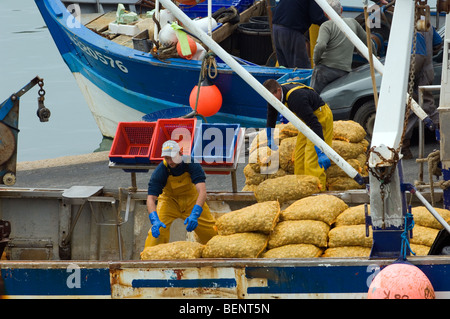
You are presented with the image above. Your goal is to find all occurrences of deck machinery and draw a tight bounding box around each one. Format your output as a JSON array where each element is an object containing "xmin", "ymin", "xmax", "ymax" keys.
[{"xmin": 0, "ymin": 76, "xmax": 51, "ymax": 185}]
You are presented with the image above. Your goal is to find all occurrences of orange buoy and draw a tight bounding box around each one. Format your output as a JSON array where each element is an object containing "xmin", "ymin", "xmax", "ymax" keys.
[
  {"xmin": 189, "ymin": 78, "xmax": 222, "ymax": 117},
  {"xmin": 367, "ymin": 262, "xmax": 435, "ymax": 299},
  {"xmin": 177, "ymin": 36, "xmax": 197, "ymax": 60}
]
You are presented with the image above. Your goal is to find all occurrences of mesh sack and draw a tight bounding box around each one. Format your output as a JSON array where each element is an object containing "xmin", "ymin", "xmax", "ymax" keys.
[
  {"xmin": 327, "ymin": 176, "xmax": 365, "ymax": 191},
  {"xmin": 243, "ymin": 164, "xmax": 287, "ymax": 185},
  {"xmin": 202, "ymin": 232, "xmax": 268, "ymax": 258},
  {"xmin": 279, "ymin": 136, "xmax": 296, "ymax": 174},
  {"xmin": 322, "ymin": 246, "xmax": 371, "ymax": 258},
  {"xmin": 277, "ymin": 122, "xmax": 299, "ymax": 139},
  {"xmin": 249, "ymin": 129, "xmax": 280, "ymax": 153},
  {"xmin": 140, "ymin": 241, "xmax": 204, "ymax": 260},
  {"xmin": 412, "ymin": 206, "xmax": 450, "ymax": 230},
  {"xmin": 360, "ymin": 138, "xmax": 369, "ymax": 150},
  {"xmin": 326, "ymin": 159, "xmax": 363, "ymax": 178},
  {"xmin": 410, "ymin": 244, "xmax": 430, "ymax": 256},
  {"xmin": 334, "ymin": 204, "xmax": 370, "ymax": 227},
  {"xmin": 268, "ymin": 220, "xmax": 330, "ymax": 249},
  {"xmin": 244, "ymin": 164, "xmax": 266, "ymax": 185},
  {"xmin": 215, "ymin": 201, "xmax": 280, "ymax": 235},
  {"xmin": 262, "ymin": 244, "xmax": 322, "ymax": 258},
  {"xmin": 242, "ymin": 184, "xmax": 258, "ymax": 192},
  {"xmin": 333, "ymin": 120, "xmax": 367, "ymax": 143},
  {"xmin": 410, "ymin": 225, "xmax": 439, "ymax": 247},
  {"xmin": 328, "ymin": 225, "xmax": 373, "ymax": 248},
  {"xmin": 248, "ymin": 146, "xmax": 280, "ymax": 174},
  {"xmin": 281, "ymin": 194, "xmax": 348, "ymax": 225},
  {"xmin": 356, "ymin": 153, "xmax": 369, "ymax": 176},
  {"xmin": 255, "ymin": 175, "xmax": 321, "ymax": 203},
  {"xmin": 332, "ymin": 140, "xmax": 367, "ymax": 160}
]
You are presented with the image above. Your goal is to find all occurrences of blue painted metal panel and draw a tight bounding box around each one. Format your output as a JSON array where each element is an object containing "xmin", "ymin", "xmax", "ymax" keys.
[
  {"xmin": 417, "ymin": 264, "xmax": 450, "ymax": 292},
  {"xmin": 1, "ymin": 262, "xmax": 450, "ymax": 297},
  {"xmin": 245, "ymin": 266, "xmax": 370, "ymax": 295},
  {"xmin": 1, "ymin": 268, "xmax": 111, "ymax": 296}
]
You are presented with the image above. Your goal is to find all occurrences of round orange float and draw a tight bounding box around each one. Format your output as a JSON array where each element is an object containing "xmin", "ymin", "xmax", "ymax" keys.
[
  {"xmin": 367, "ymin": 262, "xmax": 435, "ymax": 299},
  {"xmin": 189, "ymin": 78, "xmax": 222, "ymax": 117}
]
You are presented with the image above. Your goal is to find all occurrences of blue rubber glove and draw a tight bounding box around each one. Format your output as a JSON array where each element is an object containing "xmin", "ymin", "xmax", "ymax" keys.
[
  {"xmin": 314, "ymin": 145, "xmax": 331, "ymax": 170},
  {"xmin": 277, "ymin": 114, "xmax": 288, "ymax": 124},
  {"xmin": 423, "ymin": 117, "xmax": 437, "ymax": 131},
  {"xmin": 266, "ymin": 127, "xmax": 278, "ymax": 151},
  {"xmin": 184, "ymin": 204, "xmax": 202, "ymax": 232},
  {"xmin": 149, "ymin": 211, "xmax": 166, "ymax": 238}
]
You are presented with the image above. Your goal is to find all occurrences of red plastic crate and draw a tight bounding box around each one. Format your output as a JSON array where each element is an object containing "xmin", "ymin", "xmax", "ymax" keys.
[
  {"xmin": 109, "ymin": 121, "xmax": 156, "ymax": 164},
  {"xmin": 150, "ymin": 118, "xmax": 197, "ymax": 161}
]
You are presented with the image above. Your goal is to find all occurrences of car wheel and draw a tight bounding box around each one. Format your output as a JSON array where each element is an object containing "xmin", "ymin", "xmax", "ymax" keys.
[{"xmin": 353, "ymin": 100, "xmax": 376, "ymax": 141}]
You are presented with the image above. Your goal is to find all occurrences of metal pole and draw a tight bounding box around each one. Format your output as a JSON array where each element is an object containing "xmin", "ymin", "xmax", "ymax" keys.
[
  {"xmin": 208, "ymin": 0, "xmax": 212, "ymax": 36},
  {"xmin": 418, "ymin": 85, "xmax": 441, "ymax": 183},
  {"xmin": 154, "ymin": 0, "xmax": 159, "ymax": 42},
  {"xmin": 157, "ymin": 0, "xmax": 363, "ymax": 181},
  {"xmin": 363, "ymin": 1, "xmax": 378, "ymax": 109},
  {"xmin": 419, "ymin": 88, "xmax": 425, "ymax": 182},
  {"xmin": 413, "ymin": 187, "xmax": 450, "ymax": 234}
]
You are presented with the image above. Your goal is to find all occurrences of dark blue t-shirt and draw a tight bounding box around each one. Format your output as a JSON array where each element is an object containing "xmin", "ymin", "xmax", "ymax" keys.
[
  {"xmin": 147, "ymin": 158, "xmax": 206, "ymax": 196},
  {"xmin": 413, "ymin": 27, "xmax": 443, "ymax": 56},
  {"xmin": 272, "ymin": 0, "xmax": 327, "ymax": 33}
]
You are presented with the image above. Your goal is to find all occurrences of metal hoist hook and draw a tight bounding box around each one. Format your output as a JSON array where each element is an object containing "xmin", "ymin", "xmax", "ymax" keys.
[{"xmin": 37, "ymin": 79, "xmax": 51, "ymax": 122}]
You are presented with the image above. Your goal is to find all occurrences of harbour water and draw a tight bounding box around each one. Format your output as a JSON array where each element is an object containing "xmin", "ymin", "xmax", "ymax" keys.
[{"xmin": 0, "ymin": 0, "xmax": 105, "ymax": 162}]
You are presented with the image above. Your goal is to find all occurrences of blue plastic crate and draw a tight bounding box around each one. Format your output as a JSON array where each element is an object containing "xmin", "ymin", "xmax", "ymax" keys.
[
  {"xmin": 192, "ymin": 123, "xmax": 240, "ymax": 165},
  {"xmin": 277, "ymin": 69, "xmax": 313, "ymax": 86}
]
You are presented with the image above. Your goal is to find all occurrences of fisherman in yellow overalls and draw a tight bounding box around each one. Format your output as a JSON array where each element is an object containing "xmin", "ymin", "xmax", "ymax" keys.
[
  {"xmin": 141, "ymin": 140, "xmax": 217, "ymax": 251},
  {"xmin": 263, "ymin": 79, "xmax": 333, "ymax": 191}
]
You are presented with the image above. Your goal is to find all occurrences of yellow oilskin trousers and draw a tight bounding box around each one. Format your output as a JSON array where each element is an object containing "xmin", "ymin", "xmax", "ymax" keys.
[
  {"xmin": 293, "ymin": 103, "xmax": 333, "ymax": 191},
  {"xmin": 143, "ymin": 171, "xmax": 217, "ymax": 248}
]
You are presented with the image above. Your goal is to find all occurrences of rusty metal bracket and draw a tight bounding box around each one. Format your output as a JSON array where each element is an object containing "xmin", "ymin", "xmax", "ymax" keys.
[
  {"xmin": 416, "ymin": 0, "xmax": 431, "ymax": 31},
  {"xmin": 0, "ymin": 220, "xmax": 11, "ymax": 258}
]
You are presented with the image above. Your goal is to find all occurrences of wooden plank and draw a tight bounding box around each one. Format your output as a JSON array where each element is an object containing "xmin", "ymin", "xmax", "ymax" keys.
[
  {"xmin": 111, "ymin": 34, "xmax": 134, "ymax": 48},
  {"xmin": 85, "ymin": 11, "xmax": 117, "ymax": 32},
  {"xmin": 80, "ymin": 13, "xmax": 104, "ymax": 25}
]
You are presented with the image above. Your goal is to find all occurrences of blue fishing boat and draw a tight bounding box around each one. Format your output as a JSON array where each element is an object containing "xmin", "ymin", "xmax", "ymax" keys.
[{"xmin": 34, "ymin": 0, "xmax": 302, "ymax": 138}]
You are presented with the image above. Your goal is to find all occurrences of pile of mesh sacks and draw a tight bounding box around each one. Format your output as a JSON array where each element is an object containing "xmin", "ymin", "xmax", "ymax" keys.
[
  {"xmin": 242, "ymin": 120, "xmax": 369, "ymax": 195},
  {"xmin": 327, "ymin": 120, "xmax": 369, "ymax": 191},
  {"xmin": 140, "ymin": 194, "xmax": 450, "ymax": 260},
  {"xmin": 139, "ymin": 119, "xmax": 450, "ymax": 260},
  {"xmin": 409, "ymin": 206, "xmax": 450, "ymax": 255}
]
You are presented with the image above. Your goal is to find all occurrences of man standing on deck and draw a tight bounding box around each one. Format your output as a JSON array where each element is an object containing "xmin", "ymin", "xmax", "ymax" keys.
[
  {"xmin": 272, "ymin": 0, "xmax": 328, "ymax": 68},
  {"xmin": 264, "ymin": 79, "xmax": 333, "ymax": 191},
  {"xmin": 141, "ymin": 140, "xmax": 217, "ymax": 253},
  {"xmin": 310, "ymin": 0, "xmax": 375, "ymax": 94}
]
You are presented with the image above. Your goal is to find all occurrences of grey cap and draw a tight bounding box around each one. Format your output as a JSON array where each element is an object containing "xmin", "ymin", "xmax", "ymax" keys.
[{"xmin": 161, "ymin": 140, "xmax": 181, "ymax": 157}]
